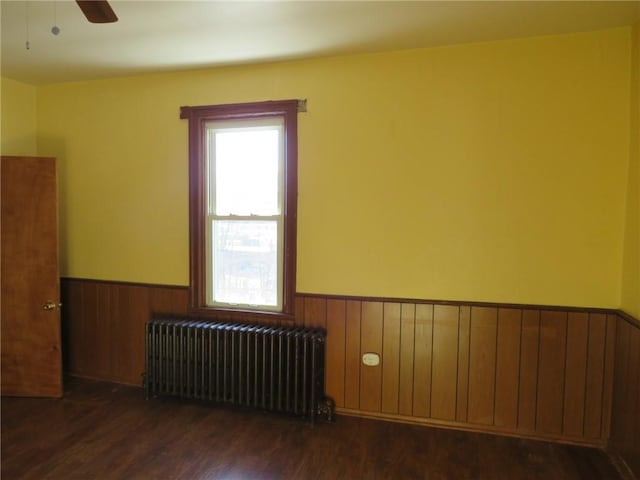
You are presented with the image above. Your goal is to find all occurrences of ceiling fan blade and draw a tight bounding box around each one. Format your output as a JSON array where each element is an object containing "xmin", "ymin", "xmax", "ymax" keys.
[{"xmin": 76, "ymin": 0, "xmax": 118, "ymax": 24}]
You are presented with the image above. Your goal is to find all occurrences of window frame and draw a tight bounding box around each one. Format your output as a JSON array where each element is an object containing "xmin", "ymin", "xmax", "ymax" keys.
[{"xmin": 180, "ymin": 100, "xmax": 298, "ymax": 320}]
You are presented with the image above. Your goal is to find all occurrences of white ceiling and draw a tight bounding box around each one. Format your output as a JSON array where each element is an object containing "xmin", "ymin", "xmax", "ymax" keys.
[{"xmin": 1, "ymin": 0, "xmax": 640, "ymax": 86}]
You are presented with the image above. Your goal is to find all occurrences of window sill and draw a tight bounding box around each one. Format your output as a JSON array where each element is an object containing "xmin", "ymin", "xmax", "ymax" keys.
[{"xmin": 187, "ymin": 304, "xmax": 297, "ymax": 324}]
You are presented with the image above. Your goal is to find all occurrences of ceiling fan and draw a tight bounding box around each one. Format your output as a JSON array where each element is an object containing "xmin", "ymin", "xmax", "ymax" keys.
[{"xmin": 75, "ymin": 0, "xmax": 118, "ymax": 24}]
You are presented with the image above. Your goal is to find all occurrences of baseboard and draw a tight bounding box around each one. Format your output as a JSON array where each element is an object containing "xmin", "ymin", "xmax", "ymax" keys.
[
  {"xmin": 606, "ymin": 447, "xmax": 638, "ymax": 480},
  {"xmin": 65, "ymin": 371, "xmax": 144, "ymax": 389},
  {"xmin": 335, "ymin": 407, "xmax": 606, "ymax": 448}
]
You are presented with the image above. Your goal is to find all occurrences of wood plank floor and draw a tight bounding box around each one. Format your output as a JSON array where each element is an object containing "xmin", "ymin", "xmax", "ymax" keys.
[{"xmin": 1, "ymin": 377, "xmax": 622, "ymax": 480}]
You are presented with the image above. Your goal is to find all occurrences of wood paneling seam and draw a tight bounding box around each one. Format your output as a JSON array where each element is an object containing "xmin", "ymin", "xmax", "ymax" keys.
[
  {"xmin": 598, "ymin": 317, "xmax": 608, "ymax": 439},
  {"xmin": 561, "ymin": 312, "xmax": 569, "ymax": 435},
  {"xmin": 411, "ymin": 304, "xmax": 417, "ymax": 416},
  {"xmin": 429, "ymin": 304, "xmax": 434, "ymax": 418},
  {"xmin": 515, "ymin": 309, "xmax": 523, "ymax": 429},
  {"xmin": 380, "ymin": 302, "xmax": 385, "ymax": 413},
  {"xmin": 466, "ymin": 308, "xmax": 471, "ymax": 423},
  {"xmin": 492, "ymin": 308, "xmax": 499, "ymax": 426},
  {"xmin": 455, "ymin": 306, "xmax": 461, "ymax": 422},
  {"xmin": 342, "ymin": 300, "xmax": 347, "ymax": 409},
  {"xmin": 358, "ymin": 301, "xmax": 362, "ymax": 412},
  {"xmin": 581, "ymin": 315, "xmax": 591, "ymax": 438},
  {"xmin": 534, "ymin": 311, "xmax": 541, "ymax": 431}
]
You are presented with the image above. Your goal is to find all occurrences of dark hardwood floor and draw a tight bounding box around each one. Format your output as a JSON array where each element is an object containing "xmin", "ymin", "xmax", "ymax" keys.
[{"xmin": 1, "ymin": 377, "xmax": 622, "ymax": 480}]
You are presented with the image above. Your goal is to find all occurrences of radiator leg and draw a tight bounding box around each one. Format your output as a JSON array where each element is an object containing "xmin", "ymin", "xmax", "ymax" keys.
[
  {"xmin": 144, "ymin": 324, "xmax": 150, "ymax": 400},
  {"xmin": 143, "ymin": 372, "xmax": 149, "ymax": 400},
  {"xmin": 316, "ymin": 396, "xmax": 336, "ymax": 423}
]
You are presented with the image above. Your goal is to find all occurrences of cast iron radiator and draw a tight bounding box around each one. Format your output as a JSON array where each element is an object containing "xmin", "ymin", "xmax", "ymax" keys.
[{"xmin": 145, "ymin": 317, "xmax": 335, "ymax": 423}]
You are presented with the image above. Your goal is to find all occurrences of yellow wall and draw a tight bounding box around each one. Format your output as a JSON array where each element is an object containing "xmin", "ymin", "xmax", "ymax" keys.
[
  {"xmin": 1, "ymin": 77, "xmax": 37, "ymax": 156},
  {"xmin": 621, "ymin": 21, "xmax": 640, "ymax": 319},
  {"xmin": 37, "ymin": 27, "xmax": 631, "ymax": 308}
]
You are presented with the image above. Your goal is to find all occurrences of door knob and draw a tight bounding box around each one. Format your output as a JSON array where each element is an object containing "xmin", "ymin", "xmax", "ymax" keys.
[{"xmin": 43, "ymin": 301, "xmax": 62, "ymax": 311}]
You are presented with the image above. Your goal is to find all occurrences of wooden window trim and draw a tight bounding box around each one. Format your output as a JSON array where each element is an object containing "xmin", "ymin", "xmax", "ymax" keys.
[{"xmin": 180, "ymin": 100, "xmax": 298, "ymax": 321}]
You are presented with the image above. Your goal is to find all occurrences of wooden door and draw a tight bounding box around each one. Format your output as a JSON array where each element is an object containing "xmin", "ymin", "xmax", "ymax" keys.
[{"xmin": 1, "ymin": 156, "xmax": 62, "ymax": 397}]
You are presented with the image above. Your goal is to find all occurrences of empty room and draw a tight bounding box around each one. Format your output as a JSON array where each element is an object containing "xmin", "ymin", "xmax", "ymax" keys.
[{"xmin": 1, "ymin": 1, "xmax": 639, "ymax": 479}]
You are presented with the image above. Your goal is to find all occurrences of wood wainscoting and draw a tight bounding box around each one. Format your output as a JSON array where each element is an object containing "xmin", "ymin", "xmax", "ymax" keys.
[
  {"xmin": 60, "ymin": 279, "xmax": 189, "ymax": 386},
  {"xmin": 609, "ymin": 313, "xmax": 640, "ymax": 478},
  {"xmin": 297, "ymin": 295, "xmax": 616, "ymax": 448},
  {"xmin": 61, "ymin": 278, "xmax": 628, "ymax": 449}
]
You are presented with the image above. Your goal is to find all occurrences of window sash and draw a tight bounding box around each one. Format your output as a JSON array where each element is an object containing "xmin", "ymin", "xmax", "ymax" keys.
[
  {"xmin": 206, "ymin": 119, "xmax": 284, "ymax": 217},
  {"xmin": 205, "ymin": 216, "xmax": 284, "ymax": 310},
  {"xmin": 204, "ymin": 118, "xmax": 285, "ymax": 310}
]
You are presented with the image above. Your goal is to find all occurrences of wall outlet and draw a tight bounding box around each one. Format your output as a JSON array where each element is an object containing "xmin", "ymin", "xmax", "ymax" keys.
[{"xmin": 362, "ymin": 352, "xmax": 380, "ymax": 366}]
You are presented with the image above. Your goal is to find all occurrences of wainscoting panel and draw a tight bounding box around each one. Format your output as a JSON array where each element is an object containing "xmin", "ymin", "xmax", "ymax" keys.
[
  {"xmin": 494, "ymin": 308, "xmax": 521, "ymax": 430},
  {"xmin": 609, "ymin": 314, "xmax": 640, "ymax": 478},
  {"xmin": 381, "ymin": 302, "xmax": 401, "ymax": 415},
  {"xmin": 468, "ymin": 306, "xmax": 497, "ymax": 426},
  {"xmin": 344, "ymin": 300, "xmax": 362, "ymax": 410},
  {"xmin": 297, "ymin": 295, "xmax": 618, "ymax": 447},
  {"xmin": 412, "ymin": 304, "xmax": 432, "ymax": 418},
  {"xmin": 325, "ymin": 299, "xmax": 346, "ymax": 409},
  {"xmin": 431, "ymin": 305, "xmax": 459, "ymax": 422},
  {"xmin": 455, "ymin": 306, "xmax": 470, "ymax": 423},
  {"xmin": 399, "ymin": 303, "xmax": 416, "ymax": 417},
  {"xmin": 61, "ymin": 278, "xmax": 623, "ymax": 447},
  {"xmin": 536, "ymin": 310, "xmax": 568, "ymax": 436},
  {"xmin": 61, "ymin": 279, "xmax": 189, "ymax": 386},
  {"xmin": 518, "ymin": 310, "xmax": 541, "ymax": 432},
  {"xmin": 360, "ymin": 301, "xmax": 383, "ymax": 413}
]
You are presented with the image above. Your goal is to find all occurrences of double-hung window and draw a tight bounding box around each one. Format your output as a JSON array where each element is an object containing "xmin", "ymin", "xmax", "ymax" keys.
[{"xmin": 181, "ymin": 100, "xmax": 298, "ymax": 318}]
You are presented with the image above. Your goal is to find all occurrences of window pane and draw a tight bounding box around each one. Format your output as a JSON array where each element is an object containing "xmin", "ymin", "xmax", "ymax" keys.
[
  {"xmin": 214, "ymin": 128, "xmax": 280, "ymax": 216},
  {"xmin": 211, "ymin": 220, "xmax": 279, "ymax": 307}
]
